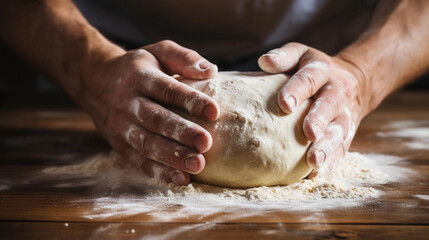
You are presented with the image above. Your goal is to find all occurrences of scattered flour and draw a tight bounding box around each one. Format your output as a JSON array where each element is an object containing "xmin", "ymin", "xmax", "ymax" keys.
[
  {"xmin": 404, "ymin": 141, "xmax": 429, "ymax": 150},
  {"xmin": 41, "ymin": 151, "xmax": 405, "ymax": 221},
  {"xmin": 377, "ymin": 128, "xmax": 429, "ymax": 139},
  {"xmin": 414, "ymin": 194, "xmax": 429, "ymax": 201},
  {"xmin": 377, "ymin": 120, "xmax": 429, "ymax": 150}
]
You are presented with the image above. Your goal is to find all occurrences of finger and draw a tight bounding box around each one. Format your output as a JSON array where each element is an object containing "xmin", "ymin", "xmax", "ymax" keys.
[
  {"xmin": 259, "ymin": 43, "xmax": 331, "ymax": 114},
  {"xmin": 303, "ymin": 84, "xmax": 344, "ymax": 142},
  {"xmin": 306, "ymin": 114, "xmax": 349, "ymax": 170},
  {"xmin": 133, "ymin": 69, "xmax": 220, "ymax": 121},
  {"xmin": 278, "ymin": 59, "xmax": 331, "ymax": 114},
  {"xmin": 122, "ymin": 147, "xmax": 190, "ymax": 185},
  {"xmin": 126, "ymin": 97, "xmax": 212, "ymax": 153},
  {"xmin": 258, "ymin": 42, "xmax": 309, "ymax": 73},
  {"xmin": 309, "ymin": 142, "xmax": 347, "ymax": 178},
  {"xmin": 344, "ymin": 108, "xmax": 357, "ymax": 149},
  {"xmin": 113, "ymin": 122, "xmax": 206, "ymax": 174},
  {"xmin": 309, "ymin": 110, "xmax": 357, "ymax": 178},
  {"xmin": 144, "ymin": 40, "xmax": 218, "ymax": 79}
]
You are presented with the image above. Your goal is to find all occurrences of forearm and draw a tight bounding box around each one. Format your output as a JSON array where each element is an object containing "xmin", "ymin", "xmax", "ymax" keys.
[
  {"xmin": 0, "ymin": 0, "xmax": 125, "ymax": 103},
  {"xmin": 337, "ymin": 0, "xmax": 429, "ymax": 114}
]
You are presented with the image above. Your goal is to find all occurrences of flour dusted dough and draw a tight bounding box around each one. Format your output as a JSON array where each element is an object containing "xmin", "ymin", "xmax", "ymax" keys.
[{"xmin": 180, "ymin": 72, "xmax": 312, "ymax": 188}]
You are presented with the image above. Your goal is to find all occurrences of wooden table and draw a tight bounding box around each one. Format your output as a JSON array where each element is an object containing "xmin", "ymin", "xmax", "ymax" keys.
[{"xmin": 0, "ymin": 92, "xmax": 428, "ymax": 239}]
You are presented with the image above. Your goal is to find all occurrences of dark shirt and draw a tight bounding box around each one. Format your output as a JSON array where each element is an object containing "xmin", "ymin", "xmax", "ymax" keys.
[{"xmin": 75, "ymin": 0, "xmax": 377, "ymax": 70}]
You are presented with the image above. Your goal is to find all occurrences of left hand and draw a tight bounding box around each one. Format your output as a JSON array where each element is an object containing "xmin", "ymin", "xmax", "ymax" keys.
[{"xmin": 258, "ymin": 42, "xmax": 368, "ymax": 177}]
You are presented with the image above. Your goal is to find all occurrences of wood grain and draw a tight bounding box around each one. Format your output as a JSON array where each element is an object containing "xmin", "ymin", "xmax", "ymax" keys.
[
  {"xmin": 0, "ymin": 91, "xmax": 429, "ymax": 239},
  {"xmin": 1, "ymin": 222, "xmax": 429, "ymax": 240}
]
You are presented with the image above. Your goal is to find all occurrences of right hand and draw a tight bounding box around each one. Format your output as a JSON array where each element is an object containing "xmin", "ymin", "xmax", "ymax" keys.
[{"xmin": 81, "ymin": 40, "xmax": 220, "ymax": 185}]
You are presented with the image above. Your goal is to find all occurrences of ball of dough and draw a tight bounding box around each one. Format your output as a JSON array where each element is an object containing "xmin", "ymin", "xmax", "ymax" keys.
[{"xmin": 180, "ymin": 72, "xmax": 312, "ymax": 188}]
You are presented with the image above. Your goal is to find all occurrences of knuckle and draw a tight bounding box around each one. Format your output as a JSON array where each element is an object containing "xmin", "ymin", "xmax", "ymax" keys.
[
  {"xmin": 307, "ymin": 112, "xmax": 322, "ymax": 127},
  {"xmin": 323, "ymin": 56, "xmax": 334, "ymax": 69},
  {"xmin": 320, "ymin": 53, "xmax": 335, "ymax": 65},
  {"xmin": 142, "ymin": 107, "xmax": 163, "ymax": 128},
  {"xmin": 332, "ymin": 121, "xmax": 348, "ymax": 141},
  {"xmin": 161, "ymin": 81, "xmax": 180, "ymax": 104},
  {"xmin": 185, "ymin": 91, "xmax": 209, "ymax": 114},
  {"xmin": 285, "ymin": 42, "xmax": 302, "ymax": 49},
  {"xmin": 338, "ymin": 121, "xmax": 348, "ymax": 135},
  {"xmin": 325, "ymin": 58, "xmax": 337, "ymax": 74},
  {"xmin": 322, "ymin": 96, "xmax": 339, "ymax": 110},
  {"xmin": 144, "ymin": 107, "xmax": 158, "ymax": 122},
  {"xmin": 183, "ymin": 49, "xmax": 200, "ymax": 62},
  {"xmin": 158, "ymin": 39, "xmax": 176, "ymax": 48},
  {"xmin": 296, "ymin": 72, "xmax": 317, "ymax": 95},
  {"xmin": 132, "ymin": 48, "xmax": 150, "ymax": 57},
  {"xmin": 123, "ymin": 71, "xmax": 140, "ymax": 87},
  {"xmin": 170, "ymin": 118, "xmax": 193, "ymax": 142},
  {"xmin": 139, "ymin": 132, "xmax": 153, "ymax": 158},
  {"xmin": 324, "ymin": 60, "xmax": 334, "ymax": 77},
  {"xmin": 308, "ymin": 100, "xmax": 324, "ymax": 120}
]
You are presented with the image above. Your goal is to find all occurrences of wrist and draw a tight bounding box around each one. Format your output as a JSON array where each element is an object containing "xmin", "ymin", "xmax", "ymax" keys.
[{"xmin": 72, "ymin": 26, "xmax": 126, "ymax": 107}]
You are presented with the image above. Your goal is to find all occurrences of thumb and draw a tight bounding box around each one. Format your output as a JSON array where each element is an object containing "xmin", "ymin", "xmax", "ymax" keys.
[
  {"xmin": 258, "ymin": 42, "xmax": 309, "ymax": 74},
  {"xmin": 144, "ymin": 40, "xmax": 217, "ymax": 79}
]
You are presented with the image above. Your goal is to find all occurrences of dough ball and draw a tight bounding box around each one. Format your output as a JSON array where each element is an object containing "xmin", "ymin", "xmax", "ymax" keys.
[{"xmin": 179, "ymin": 72, "xmax": 312, "ymax": 188}]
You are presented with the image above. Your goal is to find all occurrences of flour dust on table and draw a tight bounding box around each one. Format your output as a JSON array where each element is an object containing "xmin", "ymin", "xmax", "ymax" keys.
[
  {"xmin": 377, "ymin": 120, "xmax": 429, "ymax": 150},
  {"xmin": 41, "ymin": 151, "xmax": 407, "ymax": 221}
]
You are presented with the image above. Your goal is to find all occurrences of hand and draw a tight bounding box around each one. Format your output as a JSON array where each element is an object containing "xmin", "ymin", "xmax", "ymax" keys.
[
  {"xmin": 81, "ymin": 40, "xmax": 219, "ymax": 185},
  {"xmin": 258, "ymin": 42, "xmax": 367, "ymax": 177}
]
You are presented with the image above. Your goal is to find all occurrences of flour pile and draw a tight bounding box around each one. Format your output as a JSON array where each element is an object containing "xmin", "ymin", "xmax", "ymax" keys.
[{"xmin": 42, "ymin": 151, "xmax": 404, "ymax": 220}]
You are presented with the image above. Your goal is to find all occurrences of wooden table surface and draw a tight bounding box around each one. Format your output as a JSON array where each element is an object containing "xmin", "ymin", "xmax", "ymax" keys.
[{"xmin": 0, "ymin": 91, "xmax": 428, "ymax": 239}]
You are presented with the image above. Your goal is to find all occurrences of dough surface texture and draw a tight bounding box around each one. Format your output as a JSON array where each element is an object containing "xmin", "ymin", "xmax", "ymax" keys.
[{"xmin": 181, "ymin": 72, "xmax": 312, "ymax": 188}]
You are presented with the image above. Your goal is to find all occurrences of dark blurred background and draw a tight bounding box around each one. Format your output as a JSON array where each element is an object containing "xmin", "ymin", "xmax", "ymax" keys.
[{"xmin": 0, "ymin": 0, "xmax": 427, "ymax": 109}]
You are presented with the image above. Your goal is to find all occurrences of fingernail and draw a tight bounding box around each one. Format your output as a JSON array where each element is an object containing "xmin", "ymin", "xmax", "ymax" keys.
[
  {"xmin": 198, "ymin": 60, "xmax": 212, "ymax": 71},
  {"xmin": 171, "ymin": 171, "xmax": 186, "ymax": 185},
  {"xmin": 285, "ymin": 96, "xmax": 296, "ymax": 111},
  {"xmin": 185, "ymin": 156, "xmax": 200, "ymax": 172},
  {"xmin": 203, "ymin": 105, "xmax": 218, "ymax": 120},
  {"xmin": 312, "ymin": 124, "xmax": 321, "ymax": 140},
  {"xmin": 316, "ymin": 150, "xmax": 326, "ymax": 167},
  {"xmin": 194, "ymin": 134, "xmax": 208, "ymax": 152}
]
